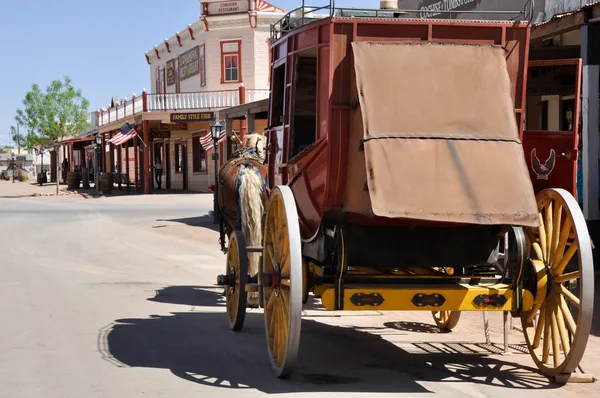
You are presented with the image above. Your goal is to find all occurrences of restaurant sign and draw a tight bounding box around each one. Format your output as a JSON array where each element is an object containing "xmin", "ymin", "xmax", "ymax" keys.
[
  {"xmin": 160, "ymin": 122, "xmax": 188, "ymax": 131},
  {"xmin": 170, "ymin": 112, "xmax": 215, "ymax": 123},
  {"xmin": 205, "ymin": 1, "xmax": 250, "ymax": 16},
  {"xmin": 179, "ymin": 46, "xmax": 199, "ymax": 81}
]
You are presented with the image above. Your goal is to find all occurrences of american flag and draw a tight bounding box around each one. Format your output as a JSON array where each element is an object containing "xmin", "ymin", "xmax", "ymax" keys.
[
  {"xmin": 35, "ymin": 148, "xmax": 40, "ymax": 156},
  {"xmin": 108, "ymin": 123, "xmax": 137, "ymax": 145},
  {"xmin": 200, "ymin": 130, "xmax": 226, "ymax": 151}
]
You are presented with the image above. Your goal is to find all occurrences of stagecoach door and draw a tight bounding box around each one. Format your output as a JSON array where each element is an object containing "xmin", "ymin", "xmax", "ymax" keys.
[{"xmin": 522, "ymin": 59, "xmax": 582, "ymax": 198}]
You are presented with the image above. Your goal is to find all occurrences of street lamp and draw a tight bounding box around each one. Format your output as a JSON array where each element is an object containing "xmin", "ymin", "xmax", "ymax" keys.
[
  {"xmin": 11, "ymin": 153, "xmax": 15, "ymax": 183},
  {"xmin": 95, "ymin": 133, "xmax": 103, "ymax": 197},
  {"xmin": 211, "ymin": 118, "xmax": 223, "ymax": 225}
]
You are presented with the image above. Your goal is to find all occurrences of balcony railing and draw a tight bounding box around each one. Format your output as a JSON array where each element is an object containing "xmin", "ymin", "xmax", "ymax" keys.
[{"xmin": 97, "ymin": 88, "xmax": 270, "ymax": 127}]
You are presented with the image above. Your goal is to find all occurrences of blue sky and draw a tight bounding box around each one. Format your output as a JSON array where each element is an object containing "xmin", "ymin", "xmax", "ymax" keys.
[{"xmin": 0, "ymin": 0, "xmax": 380, "ymax": 146}]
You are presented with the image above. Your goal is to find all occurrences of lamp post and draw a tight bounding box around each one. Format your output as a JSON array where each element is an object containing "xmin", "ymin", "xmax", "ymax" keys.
[
  {"xmin": 95, "ymin": 133, "xmax": 103, "ymax": 197},
  {"xmin": 211, "ymin": 118, "xmax": 223, "ymax": 225},
  {"xmin": 11, "ymin": 153, "xmax": 15, "ymax": 183}
]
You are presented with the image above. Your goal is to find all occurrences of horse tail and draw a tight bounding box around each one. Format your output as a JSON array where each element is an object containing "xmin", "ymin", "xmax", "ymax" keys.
[{"xmin": 238, "ymin": 163, "xmax": 265, "ymax": 277}]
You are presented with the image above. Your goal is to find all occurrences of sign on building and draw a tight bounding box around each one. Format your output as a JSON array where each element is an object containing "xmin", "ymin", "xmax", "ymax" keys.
[
  {"xmin": 170, "ymin": 112, "xmax": 215, "ymax": 122},
  {"xmin": 204, "ymin": 1, "xmax": 250, "ymax": 16},
  {"xmin": 398, "ymin": 0, "xmax": 595, "ymax": 22},
  {"xmin": 179, "ymin": 46, "xmax": 200, "ymax": 81},
  {"xmin": 166, "ymin": 59, "xmax": 176, "ymax": 86}
]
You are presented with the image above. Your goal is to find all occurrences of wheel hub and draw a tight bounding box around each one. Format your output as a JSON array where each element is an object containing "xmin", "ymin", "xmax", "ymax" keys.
[
  {"xmin": 272, "ymin": 264, "xmax": 282, "ymax": 296},
  {"xmin": 544, "ymin": 263, "xmax": 554, "ymax": 297}
]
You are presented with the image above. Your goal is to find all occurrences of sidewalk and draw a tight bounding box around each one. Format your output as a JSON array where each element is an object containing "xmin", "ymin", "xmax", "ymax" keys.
[{"xmin": 0, "ymin": 179, "xmax": 88, "ymax": 199}]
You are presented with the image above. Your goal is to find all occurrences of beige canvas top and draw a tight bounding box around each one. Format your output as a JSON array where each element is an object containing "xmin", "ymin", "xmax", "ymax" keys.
[{"xmin": 351, "ymin": 41, "xmax": 539, "ymax": 227}]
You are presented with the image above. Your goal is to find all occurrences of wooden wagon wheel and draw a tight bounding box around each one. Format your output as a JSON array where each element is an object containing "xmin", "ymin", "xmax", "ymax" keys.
[
  {"xmin": 225, "ymin": 231, "xmax": 249, "ymax": 331},
  {"xmin": 522, "ymin": 188, "xmax": 594, "ymax": 379},
  {"xmin": 431, "ymin": 310, "xmax": 461, "ymax": 331},
  {"xmin": 262, "ymin": 186, "xmax": 303, "ymax": 378}
]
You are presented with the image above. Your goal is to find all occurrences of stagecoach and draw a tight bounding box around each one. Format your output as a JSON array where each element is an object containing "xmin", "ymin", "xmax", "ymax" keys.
[{"xmin": 216, "ymin": 0, "xmax": 594, "ymax": 382}]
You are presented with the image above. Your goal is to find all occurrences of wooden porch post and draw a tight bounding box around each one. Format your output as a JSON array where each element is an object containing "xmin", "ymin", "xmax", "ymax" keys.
[
  {"xmin": 134, "ymin": 135, "xmax": 139, "ymax": 192},
  {"xmin": 582, "ymin": 22, "xmax": 600, "ymax": 220},
  {"xmin": 245, "ymin": 110, "xmax": 256, "ymax": 135},
  {"xmin": 143, "ymin": 90, "xmax": 151, "ymax": 195},
  {"xmin": 239, "ymin": 84, "xmax": 247, "ymax": 140}
]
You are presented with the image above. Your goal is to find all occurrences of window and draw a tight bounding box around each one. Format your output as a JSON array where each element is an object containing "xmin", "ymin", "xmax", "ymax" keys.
[
  {"xmin": 270, "ymin": 64, "xmax": 285, "ymax": 127},
  {"xmin": 192, "ymin": 133, "xmax": 208, "ymax": 173},
  {"xmin": 221, "ymin": 40, "xmax": 242, "ymax": 83},
  {"xmin": 175, "ymin": 143, "xmax": 184, "ymax": 173},
  {"xmin": 290, "ymin": 52, "xmax": 317, "ymax": 159},
  {"xmin": 199, "ymin": 43, "xmax": 206, "ymax": 87}
]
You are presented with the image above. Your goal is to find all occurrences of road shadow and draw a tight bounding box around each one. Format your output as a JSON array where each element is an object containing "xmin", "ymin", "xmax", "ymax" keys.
[
  {"xmin": 100, "ymin": 287, "xmax": 560, "ymax": 394},
  {"xmin": 156, "ymin": 216, "xmax": 219, "ymax": 233},
  {"xmin": 148, "ymin": 285, "xmax": 225, "ymax": 307}
]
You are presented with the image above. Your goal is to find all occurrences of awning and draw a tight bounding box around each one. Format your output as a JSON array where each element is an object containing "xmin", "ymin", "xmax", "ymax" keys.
[{"xmin": 351, "ymin": 41, "xmax": 539, "ymax": 227}]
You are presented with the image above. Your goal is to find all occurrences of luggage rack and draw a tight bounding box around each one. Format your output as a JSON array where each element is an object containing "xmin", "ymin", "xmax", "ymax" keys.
[{"xmin": 270, "ymin": 0, "xmax": 535, "ymax": 41}]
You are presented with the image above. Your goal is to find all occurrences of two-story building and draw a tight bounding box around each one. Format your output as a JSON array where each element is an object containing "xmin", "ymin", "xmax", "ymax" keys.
[{"xmin": 95, "ymin": 0, "xmax": 285, "ymax": 194}]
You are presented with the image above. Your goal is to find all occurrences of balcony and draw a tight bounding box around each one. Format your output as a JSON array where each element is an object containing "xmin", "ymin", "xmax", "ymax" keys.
[{"xmin": 97, "ymin": 88, "xmax": 270, "ymax": 127}]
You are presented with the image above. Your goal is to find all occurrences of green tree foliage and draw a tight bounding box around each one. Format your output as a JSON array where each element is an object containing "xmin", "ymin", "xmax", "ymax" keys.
[
  {"xmin": 15, "ymin": 76, "xmax": 90, "ymax": 146},
  {"xmin": 15, "ymin": 76, "xmax": 90, "ymax": 192}
]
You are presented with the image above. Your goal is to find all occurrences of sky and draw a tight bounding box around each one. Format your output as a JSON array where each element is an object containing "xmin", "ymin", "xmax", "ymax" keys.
[{"xmin": 0, "ymin": 0, "xmax": 381, "ymax": 147}]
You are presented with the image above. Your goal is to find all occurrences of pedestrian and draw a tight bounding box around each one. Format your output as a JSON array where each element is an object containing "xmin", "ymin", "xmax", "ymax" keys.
[{"xmin": 153, "ymin": 157, "xmax": 163, "ymax": 190}]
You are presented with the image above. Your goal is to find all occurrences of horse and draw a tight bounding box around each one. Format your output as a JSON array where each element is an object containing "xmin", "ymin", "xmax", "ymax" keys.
[{"xmin": 217, "ymin": 133, "xmax": 268, "ymax": 306}]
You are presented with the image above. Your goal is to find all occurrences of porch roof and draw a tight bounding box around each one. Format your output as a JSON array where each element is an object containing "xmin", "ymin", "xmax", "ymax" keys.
[
  {"xmin": 531, "ymin": 1, "xmax": 600, "ymax": 42},
  {"xmin": 217, "ymin": 98, "xmax": 269, "ymax": 120}
]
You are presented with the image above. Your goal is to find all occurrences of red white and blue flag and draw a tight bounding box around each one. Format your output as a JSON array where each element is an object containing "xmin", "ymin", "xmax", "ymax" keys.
[
  {"xmin": 108, "ymin": 122, "xmax": 137, "ymax": 145},
  {"xmin": 200, "ymin": 130, "xmax": 226, "ymax": 151}
]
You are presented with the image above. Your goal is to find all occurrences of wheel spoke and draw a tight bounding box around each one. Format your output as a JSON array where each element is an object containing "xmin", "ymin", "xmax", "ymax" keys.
[
  {"xmin": 538, "ymin": 212, "xmax": 548, "ymax": 261},
  {"xmin": 532, "ymin": 242, "xmax": 544, "ymax": 262},
  {"xmin": 555, "ymin": 299, "xmax": 571, "ymax": 358},
  {"xmin": 266, "ymin": 243, "xmax": 277, "ymax": 266},
  {"xmin": 542, "ymin": 303, "xmax": 552, "ymax": 364},
  {"xmin": 551, "ymin": 204, "xmax": 562, "ymax": 266},
  {"xmin": 532, "ymin": 304, "xmax": 546, "ymax": 349},
  {"xmin": 545, "ymin": 202, "xmax": 554, "ymax": 265},
  {"xmin": 553, "ymin": 218, "xmax": 572, "ymax": 267},
  {"xmin": 560, "ymin": 284, "xmax": 580, "ymax": 308},
  {"xmin": 554, "ymin": 241, "xmax": 579, "ymax": 276},
  {"xmin": 558, "ymin": 293, "xmax": 577, "ymax": 335},
  {"xmin": 554, "ymin": 270, "xmax": 580, "ymax": 283},
  {"xmin": 550, "ymin": 303, "xmax": 561, "ymax": 368}
]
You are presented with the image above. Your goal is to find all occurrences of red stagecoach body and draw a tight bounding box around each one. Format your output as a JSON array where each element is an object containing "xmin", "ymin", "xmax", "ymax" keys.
[
  {"xmin": 219, "ymin": 3, "xmax": 594, "ymax": 380},
  {"xmin": 265, "ymin": 11, "xmax": 550, "ymax": 242}
]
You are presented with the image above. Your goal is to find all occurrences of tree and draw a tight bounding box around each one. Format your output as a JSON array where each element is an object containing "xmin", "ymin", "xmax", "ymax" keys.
[{"xmin": 16, "ymin": 76, "xmax": 90, "ymax": 194}]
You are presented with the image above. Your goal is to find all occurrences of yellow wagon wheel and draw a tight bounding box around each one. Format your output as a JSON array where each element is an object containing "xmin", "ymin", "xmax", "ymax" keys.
[
  {"xmin": 431, "ymin": 311, "xmax": 461, "ymax": 331},
  {"xmin": 225, "ymin": 231, "xmax": 249, "ymax": 331},
  {"xmin": 522, "ymin": 188, "xmax": 594, "ymax": 379},
  {"xmin": 262, "ymin": 186, "xmax": 302, "ymax": 378}
]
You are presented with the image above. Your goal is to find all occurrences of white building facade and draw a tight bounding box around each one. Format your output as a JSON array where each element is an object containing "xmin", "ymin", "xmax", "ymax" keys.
[{"xmin": 95, "ymin": 0, "xmax": 284, "ymax": 194}]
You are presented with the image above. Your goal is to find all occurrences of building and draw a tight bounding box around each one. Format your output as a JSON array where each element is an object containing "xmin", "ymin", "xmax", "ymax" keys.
[{"xmin": 95, "ymin": 0, "xmax": 285, "ymax": 194}]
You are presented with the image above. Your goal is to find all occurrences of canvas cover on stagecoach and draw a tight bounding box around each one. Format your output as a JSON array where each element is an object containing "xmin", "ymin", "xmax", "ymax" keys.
[{"xmin": 351, "ymin": 41, "xmax": 539, "ymax": 227}]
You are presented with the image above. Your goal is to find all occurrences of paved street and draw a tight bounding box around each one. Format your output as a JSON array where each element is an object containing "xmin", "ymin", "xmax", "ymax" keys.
[{"xmin": 1, "ymin": 184, "xmax": 599, "ymax": 397}]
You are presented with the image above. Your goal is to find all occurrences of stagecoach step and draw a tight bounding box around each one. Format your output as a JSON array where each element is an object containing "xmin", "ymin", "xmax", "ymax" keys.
[{"xmin": 318, "ymin": 283, "xmax": 533, "ymax": 312}]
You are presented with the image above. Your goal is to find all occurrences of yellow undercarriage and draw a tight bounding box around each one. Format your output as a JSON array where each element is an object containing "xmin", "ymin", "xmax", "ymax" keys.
[
  {"xmin": 317, "ymin": 283, "xmax": 534, "ymax": 312},
  {"xmin": 307, "ymin": 263, "xmax": 533, "ymax": 312}
]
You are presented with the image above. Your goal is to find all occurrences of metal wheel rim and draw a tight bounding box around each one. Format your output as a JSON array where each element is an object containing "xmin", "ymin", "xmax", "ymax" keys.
[
  {"xmin": 432, "ymin": 310, "xmax": 461, "ymax": 330},
  {"xmin": 262, "ymin": 186, "xmax": 302, "ymax": 378},
  {"xmin": 522, "ymin": 188, "xmax": 594, "ymax": 377},
  {"xmin": 226, "ymin": 231, "xmax": 248, "ymax": 331}
]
